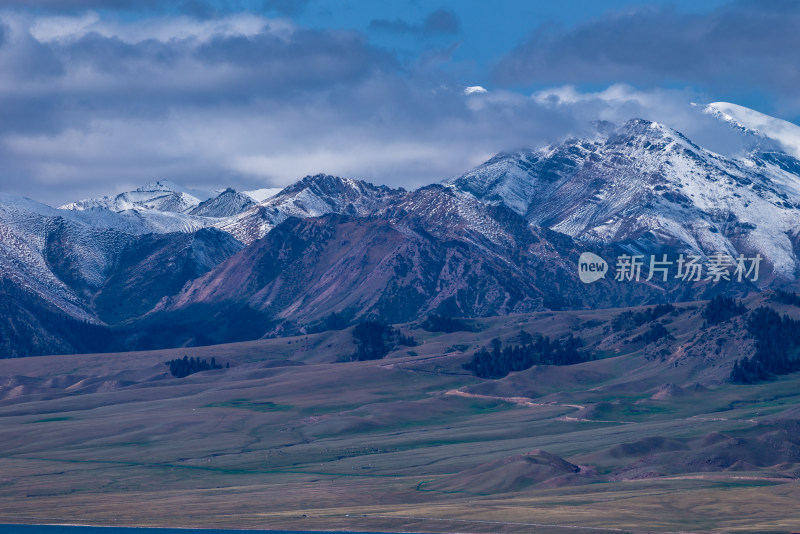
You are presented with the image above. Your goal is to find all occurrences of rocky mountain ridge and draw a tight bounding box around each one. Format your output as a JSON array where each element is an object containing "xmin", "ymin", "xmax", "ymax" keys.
[{"xmin": 2, "ymin": 103, "xmax": 800, "ymax": 356}]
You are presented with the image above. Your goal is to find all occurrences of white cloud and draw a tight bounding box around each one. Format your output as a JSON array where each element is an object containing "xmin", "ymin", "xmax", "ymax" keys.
[
  {"xmin": 1, "ymin": 10, "xmax": 774, "ymax": 206},
  {"xmin": 463, "ymin": 85, "xmax": 487, "ymax": 95},
  {"xmin": 530, "ymin": 83, "xmax": 773, "ymax": 158}
]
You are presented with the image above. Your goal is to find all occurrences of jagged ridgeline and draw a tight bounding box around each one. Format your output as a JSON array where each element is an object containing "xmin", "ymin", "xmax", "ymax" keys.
[{"xmin": 3, "ymin": 103, "xmax": 800, "ymax": 356}]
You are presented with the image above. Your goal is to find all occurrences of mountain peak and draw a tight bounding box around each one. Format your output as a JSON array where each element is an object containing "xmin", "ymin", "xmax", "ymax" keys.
[
  {"xmin": 60, "ymin": 181, "xmax": 201, "ymax": 214},
  {"xmin": 216, "ymin": 174, "xmax": 405, "ymax": 245},
  {"xmin": 190, "ymin": 188, "xmax": 255, "ymax": 218},
  {"xmin": 447, "ymin": 114, "xmax": 800, "ymax": 278},
  {"xmin": 136, "ymin": 179, "xmax": 183, "ymax": 193},
  {"xmin": 284, "ymin": 174, "xmax": 366, "ymax": 194},
  {"xmin": 277, "ymin": 173, "xmax": 402, "ymax": 201}
]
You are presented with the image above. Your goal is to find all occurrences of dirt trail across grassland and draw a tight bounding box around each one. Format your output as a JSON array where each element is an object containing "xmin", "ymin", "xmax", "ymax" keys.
[
  {"xmin": 445, "ymin": 389, "xmax": 643, "ymax": 424},
  {"xmin": 444, "ymin": 388, "xmax": 583, "ymax": 410}
]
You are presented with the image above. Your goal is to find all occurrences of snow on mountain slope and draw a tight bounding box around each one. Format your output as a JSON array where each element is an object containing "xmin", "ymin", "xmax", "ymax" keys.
[
  {"xmin": 57, "ymin": 181, "xmax": 217, "ymax": 234},
  {"xmin": 446, "ymin": 118, "xmax": 800, "ymax": 279},
  {"xmin": 190, "ymin": 188, "xmax": 256, "ymax": 218},
  {"xmin": 0, "ymin": 195, "xmax": 100, "ymax": 321},
  {"xmin": 218, "ymin": 174, "xmax": 403, "ymax": 244},
  {"xmin": 243, "ymin": 187, "xmax": 282, "ymax": 202},
  {"xmin": 0, "ymin": 189, "xmax": 244, "ymax": 331},
  {"xmin": 60, "ymin": 180, "xmax": 201, "ymax": 214},
  {"xmin": 706, "ymin": 102, "xmax": 800, "ymax": 159},
  {"xmin": 378, "ymin": 184, "xmax": 515, "ymax": 249},
  {"xmin": 0, "ymin": 192, "xmax": 206, "ymax": 320}
]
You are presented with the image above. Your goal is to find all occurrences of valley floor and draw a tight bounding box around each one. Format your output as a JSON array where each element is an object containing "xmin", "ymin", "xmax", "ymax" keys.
[{"xmin": 1, "ymin": 308, "xmax": 799, "ymax": 533}]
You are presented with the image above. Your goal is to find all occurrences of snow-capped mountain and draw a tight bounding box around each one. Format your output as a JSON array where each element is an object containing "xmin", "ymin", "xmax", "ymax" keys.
[
  {"xmin": 0, "ymin": 194, "xmax": 101, "ymax": 322},
  {"xmin": 55, "ymin": 176, "xmax": 402, "ymax": 244},
  {"xmin": 0, "ymin": 192, "xmax": 243, "ymax": 356},
  {"xmin": 157, "ymin": 184, "xmax": 604, "ymax": 337},
  {"xmin": 189, "ymin": 188, "xmax": 256, "ymax": 218},
  {"xmin": 60, "ymin": 180, "xmax": 202, "ymax": 214},
  {"xmin": 445, "ymin": 118, "xmax": 800, "ymax": 279},
  {"xmin": 0, "ymin": 192, "xmax": 202, "ymax": 318},
  {"xmin": 218, "ymin": 174, "xmax": 404, "ymax": 244},
  {"xmin": 3, "ymin": 101, "xmax": 800, "ymax": 356}
]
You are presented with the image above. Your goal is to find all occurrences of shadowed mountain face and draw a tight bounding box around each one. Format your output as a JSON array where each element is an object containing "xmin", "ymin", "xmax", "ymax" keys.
[
  {"xmin": 0, "ymin": 204, "xmax": 243, "ymax": 356},
  {"xmin": 152, "ymin": 186, "xmax": 671, "ymax": 344},
  {"xmin": 93, "ymin": 228, "xmax": 243, "ymax": 324},
  {"xmin": 0, "ymin": 279, "xmax": 113, "ymax": 357},
  {"xmin": 163, "ymin": 210, "xmax": 561, "ymax": 331}
]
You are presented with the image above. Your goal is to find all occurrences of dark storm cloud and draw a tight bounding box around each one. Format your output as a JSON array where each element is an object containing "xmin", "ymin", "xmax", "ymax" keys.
[
  {"xmin": 369, "ymin": 8, "xmax": 459, "ymax": 37},
  {"xmin": 0, "ymin": 27, "xmax": 64, "ymax": 82},
  {"xmin": 0, "ymin": 10, "xmax": 581, "ymax": 205},
  {"xmin": 0, "ymin": 19, "xmax": 397, "ymax": 137},
  {"xmin": 192, "ymin": 28, "xmax": 397, "ymax": 89},
  {"xmin": 5, "ymin": 3, "xmax": 768, "ymax": 207},
  {"xmin": 494, "ymin": 0, "xmax": 800, "ymax": 104}
]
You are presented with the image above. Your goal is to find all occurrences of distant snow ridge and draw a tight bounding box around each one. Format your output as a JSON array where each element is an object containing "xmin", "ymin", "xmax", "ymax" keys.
[
  {"xmin": 218, "ymin": 174, "xmax": 403, "ymax": 244},
  {"xmin": 18, "ymin": 101, "xmax": 800, "ymax": 287},
  {"xmin": 0, "ymin": 194, "xmax": 122, "ymax": 322},
  {"xmin": 60, "ymin": 179, "xmax": 201, "ymax": 214}
]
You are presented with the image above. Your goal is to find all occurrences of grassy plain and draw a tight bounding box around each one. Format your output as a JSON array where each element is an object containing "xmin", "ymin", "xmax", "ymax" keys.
[{"xmin": 1, "ymin": 306, "xmax": 799, "ymax": 533}]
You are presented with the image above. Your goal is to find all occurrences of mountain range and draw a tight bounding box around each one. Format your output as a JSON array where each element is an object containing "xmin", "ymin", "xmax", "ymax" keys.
[{"xmin": 2, "ymin": 102, "xmax": 800, "ymax": 357}]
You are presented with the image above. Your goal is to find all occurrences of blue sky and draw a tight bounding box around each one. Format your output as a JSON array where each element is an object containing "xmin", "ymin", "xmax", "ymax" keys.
[{"xmin": 0, "ymin": 0, "xmax": 796, "ymax": 203}]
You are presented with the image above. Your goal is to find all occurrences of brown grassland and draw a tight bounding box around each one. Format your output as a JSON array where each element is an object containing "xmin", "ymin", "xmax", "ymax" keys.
[{"xmin": 1, "ymin": 303, "xmax": 800, "ymax": 533}]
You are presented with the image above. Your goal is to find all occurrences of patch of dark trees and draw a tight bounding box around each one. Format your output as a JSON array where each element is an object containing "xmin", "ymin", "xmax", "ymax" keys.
[
  {"xmin": 730, "ymin": 307, "xmax": 800, "ymax": 383},
  {"xmin": 307, "ymin": 312, "xmax": 350, "ymax": 334},
  {"xmin": 166, "ymin": 356, "xmax": 226, "ymax": 378},
  {"xmin": 463, "ymin": 334, "xmax": 591, "ymax": 379},
  {"xmin": 773, "ymin": 289, "xmax": 800, "ymax": 307},
  {"xmin": 702, "ymin": 295, "xmax": 747, "ymax": 326},
  {"xmin": 612, "ymin": 303, "xmax": 674, "ymax": 332},
  {"xmin": 420, "ymin": 314, "xmax": 476, "ymax": 333},
  {"xmin": 631, "ymin": 322, "xmax": 672, "ymax": 344},
  {"xmin": 348, "ymin": 321, "xmax": 417, "ymax": 361}
]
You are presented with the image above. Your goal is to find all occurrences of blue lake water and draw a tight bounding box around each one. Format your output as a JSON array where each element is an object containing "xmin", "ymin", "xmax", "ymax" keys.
[{"xmin": 0, "ymin": 527, "xmax": 396, "ymax": 534}]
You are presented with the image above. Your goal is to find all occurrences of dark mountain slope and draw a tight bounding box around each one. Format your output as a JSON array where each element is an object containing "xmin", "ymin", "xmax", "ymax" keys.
[{"xmin": 93, "ymin": 228, "xmax": 243, "ymax": 324}]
